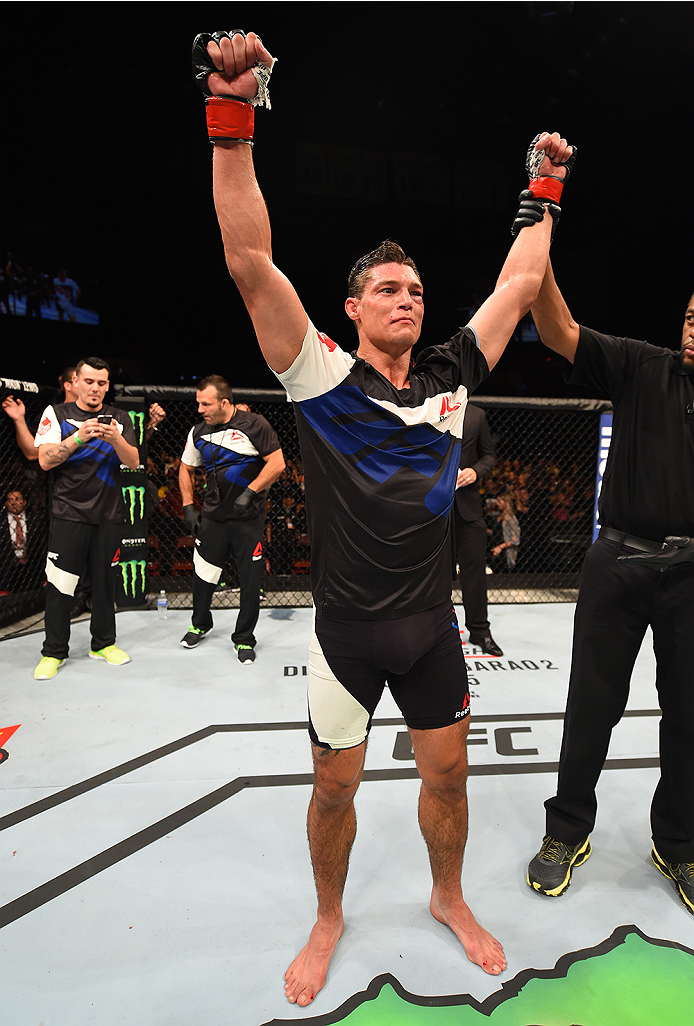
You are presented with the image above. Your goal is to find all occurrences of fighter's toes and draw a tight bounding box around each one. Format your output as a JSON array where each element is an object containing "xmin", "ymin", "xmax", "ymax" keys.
[
  {"xmin": 284, "ymin": 963, "xmax": 317, "ymax": 1005},
  {"xmin": 479, "ymin": 940, "xmax": 506, "ymax": 975},
  {"xmin": 284, "ymin": 974, "xmax": 314, "ymax": 1006},
  {"xmin": 480, "ymin": 956, "xmax": 506, "ymax": 975}
]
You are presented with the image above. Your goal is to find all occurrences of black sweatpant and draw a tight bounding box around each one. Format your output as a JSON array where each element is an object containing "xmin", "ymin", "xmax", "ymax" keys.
[
  {"xmin": 43, "ymin": 518, "xmax": 122, "ymax": 659},
  {"xmin": 545, "ymin": 532, "xmax": 694, "ymax": 863},
  {"xmin": 192, "ymin": 515, "xmax": 264, "ymax": 647}
]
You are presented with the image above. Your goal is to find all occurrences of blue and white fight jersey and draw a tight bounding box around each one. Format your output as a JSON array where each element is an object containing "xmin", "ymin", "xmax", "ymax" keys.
[
  {"xmin": 181, "ymin": 411, "xmax": 280, "ymax": 521},
  {"xmin": 35, "ymin": 402, "xmax": 137, "ymax": 524},
  {"xmin": 275, "ymin": 320, "xmax": 488, "ymax": 619}
]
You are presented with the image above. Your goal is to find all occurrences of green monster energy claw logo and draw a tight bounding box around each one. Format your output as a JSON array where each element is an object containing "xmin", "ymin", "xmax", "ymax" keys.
[
  {"xmin": 128, "ymin": 410, "xmax": 145, "ymax": 445},
  {"xmin": 120, "ymin": 560, "xmax": 146, "ymax": 598},
  {"xmin": 122, "ymin": 485, "xmax": 145, "ymax": 524}
]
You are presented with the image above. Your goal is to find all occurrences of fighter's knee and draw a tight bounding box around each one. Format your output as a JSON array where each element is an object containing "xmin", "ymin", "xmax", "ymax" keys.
[
  {"xmin": 312, "ymin": 779, "xmax": 359, "ymax": 813},
  {"xmin": 311, "ymin": 748, "xmax": 365, "ymax": 808},
  {"xmin": 418, "ymin": 756, "xmax": 469, "ymax": 797}
]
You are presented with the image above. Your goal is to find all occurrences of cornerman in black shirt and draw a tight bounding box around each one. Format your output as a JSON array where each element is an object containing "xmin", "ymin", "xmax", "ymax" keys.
[
  {"xmin": 193, "ymin": 25, "xmax": 574, "ymax": 1003},
  {"xmin": 33, "ymin": 357, "xmax": 140, "ymax": 680},
  {"xmin": 178, "ymin": 375, "xmax": 285, "ymax": 662},
  {"xmin": 526, "ymin": 262, "xmax": 694, "ymax": 917}
]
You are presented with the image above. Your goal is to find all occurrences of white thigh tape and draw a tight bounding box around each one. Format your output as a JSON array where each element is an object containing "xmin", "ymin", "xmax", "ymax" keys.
[{"xmin": 308, "ymin": 628, "xmax": 370, "ymax": 749}]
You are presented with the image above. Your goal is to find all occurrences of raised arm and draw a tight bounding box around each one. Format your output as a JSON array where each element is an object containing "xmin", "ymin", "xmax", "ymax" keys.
[
  {"xmin": 2, "ymin": 395, "xmax": 38, "ymax": 461},
  {"xmin": 531, "ymin": 258, "xmax": 580, "ymax": 364},
  {"xmin": 193, "ymin": 30, "xmax": 308, "ymax": 372},
  {"xmin": 468, "ymin": 132, "xmax": 575, "ymax": 370}
]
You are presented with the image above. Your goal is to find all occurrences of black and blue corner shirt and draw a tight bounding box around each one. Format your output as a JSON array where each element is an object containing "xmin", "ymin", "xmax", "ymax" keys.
[
  {"xmin": 35, "ymin": 402, "xmax": 138, "ymax": 523},
  {"xmin": 181, "ymin": 411, "xmax": 280, "ymax": 522}
]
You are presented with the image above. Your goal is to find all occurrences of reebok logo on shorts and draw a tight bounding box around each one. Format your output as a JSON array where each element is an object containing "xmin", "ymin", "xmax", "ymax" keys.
[{"xmin": 455, "ymin": 693, "xmax": 470, "ymax": 719}]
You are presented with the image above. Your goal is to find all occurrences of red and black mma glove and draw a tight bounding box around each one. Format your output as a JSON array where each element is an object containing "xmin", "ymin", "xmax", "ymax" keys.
[
  {"xmin": 191, "ymin": 30, "xmax": 255, "ymax": 143},
  {"xmin": 511, "ymin": 134, "xmax": 577, "ymax": 240}
]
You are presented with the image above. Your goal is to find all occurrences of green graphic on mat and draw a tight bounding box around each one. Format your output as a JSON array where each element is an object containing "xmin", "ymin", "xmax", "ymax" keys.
[{"xmin": 263, "ymin": 926, "xmax": 694, "ymax": 1026}]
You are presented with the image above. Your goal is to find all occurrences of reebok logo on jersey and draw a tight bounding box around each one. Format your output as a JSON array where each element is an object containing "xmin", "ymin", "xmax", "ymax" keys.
[
  {"xmin": 439, "ymin": 395, "xmax": 461, "ymax": 419},
  {"xmin": 37, "ymin": 416, "xmax": 52, "ymax": 436},
  {"xmin": 252, "ymin": 542, "xmax": 263, "ymax": 561},
  {"xmin": 317, "ymin": 332, "xmax": 337, "ymax": 352}
]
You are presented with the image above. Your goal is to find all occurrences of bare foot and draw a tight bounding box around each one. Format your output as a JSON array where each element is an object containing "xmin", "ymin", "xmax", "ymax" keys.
[
  {"xmin": 430, "ymin": 888, "xmax": 507, "ymax": 975},
  {"xmin": 284, "ymin": 916, "xmax": 344, "ymax": 1006}
]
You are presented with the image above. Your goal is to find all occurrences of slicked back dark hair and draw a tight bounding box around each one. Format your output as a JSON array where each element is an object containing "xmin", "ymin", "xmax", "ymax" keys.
[
  {"xmin": 347, "ymin": 240, "xmax": 421, "ymax": 300},
  {"xmin": 76, "ymin": 357, "xmax": 110, "ymax": 376},
  {"xmin": 198, "ymin": 374, "xmax": 233, "ymax": 403}
]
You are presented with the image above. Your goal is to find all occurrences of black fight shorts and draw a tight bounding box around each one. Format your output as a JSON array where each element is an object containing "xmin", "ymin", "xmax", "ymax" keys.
[{"xmin": 309, "ymin": 599, "xmax": 470, "ymax": 749}]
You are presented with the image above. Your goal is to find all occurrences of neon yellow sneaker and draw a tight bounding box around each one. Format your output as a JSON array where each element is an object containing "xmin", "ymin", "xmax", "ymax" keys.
[
  {"xmin": 34, "ymin": 657, "xmax": 65, "ymax": 680},
  {"xmin": 652, "ymin": 845, "xmax": 694, "ymax": 915},
  {"xmin": 89, "ymin": 645, "xmax": 131, "ymax": 666},
  {"xmin": 527, "ymin": 834, "xmax": 591, "ymax": 896}
]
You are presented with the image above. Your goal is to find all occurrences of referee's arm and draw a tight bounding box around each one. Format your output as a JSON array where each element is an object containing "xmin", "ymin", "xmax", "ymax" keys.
[{"xmin": 531, "ymin": 258, "xmax": 580, "ymax": 364}]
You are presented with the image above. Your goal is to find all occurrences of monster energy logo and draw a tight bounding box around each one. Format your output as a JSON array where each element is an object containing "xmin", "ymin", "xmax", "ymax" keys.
[
  {"xmin": 128, "ymin": 410, "xmax": 145, "ymax": 445},
  {"xmin": 120, "ymin": 560, "xmax": 146, "ymax": 598},
  {"xmin": 122, "ymin": 485, "xmax": 145, "ymax": 524}
]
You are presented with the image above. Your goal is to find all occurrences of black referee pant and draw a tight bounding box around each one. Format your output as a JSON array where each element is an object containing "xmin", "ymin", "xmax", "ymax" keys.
[
  {"xmin": 192, "ymin": 515, "xmax": 264, "ymax": 648},
  {"xmin": 43, "ymin": 518, "xmax": 122, "ymax": 659},
  {"xmin": 545, "ymin": 532, "xmax": 694, "ymax": 864},
  {"xmin": 454, "ymin": 513, "xmax": 490, "ymax": 634}
]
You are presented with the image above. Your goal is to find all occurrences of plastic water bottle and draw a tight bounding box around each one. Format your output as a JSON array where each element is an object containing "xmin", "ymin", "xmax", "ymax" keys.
[{"xmin": 157, "ymin": 590, "xmax": 168, "ymax": 619}]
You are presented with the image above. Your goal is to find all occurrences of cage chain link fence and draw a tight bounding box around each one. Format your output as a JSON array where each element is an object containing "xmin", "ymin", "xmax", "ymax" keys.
[
  {"xmin": 0, "ymin": 378, "xmax": 611, "ymax": 629},
  {"xmin": 0, "ymin": 380, "xmax": 52, "ymax": 628}
]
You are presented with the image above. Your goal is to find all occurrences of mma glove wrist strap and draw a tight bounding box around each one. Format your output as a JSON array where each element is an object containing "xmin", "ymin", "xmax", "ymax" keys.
[
  {"xmin": 205, "ymin": 96, "xmax": 255, "ymax": 143},
  {"xmin": 528, "ymin": 176, "xmax": 565, "ymax": 204}
]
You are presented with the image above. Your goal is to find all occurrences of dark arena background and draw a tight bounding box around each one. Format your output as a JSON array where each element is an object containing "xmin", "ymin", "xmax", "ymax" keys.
[
  {"xmin": 3, "ymin": 6, "xmax": 694, "ymax": 1026},
  {"xmin": 3, "ymin": 4, "xmax": 693, "ymax": 392},
  {"xmin": 2, "ymin": 1, "xmax": 693, "ymax": 619}
]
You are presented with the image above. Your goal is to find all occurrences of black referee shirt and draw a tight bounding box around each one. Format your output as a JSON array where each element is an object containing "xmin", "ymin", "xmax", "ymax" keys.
[{"xmin": 571, "ymin": 326, "xmax": 694, "ymax": 540}]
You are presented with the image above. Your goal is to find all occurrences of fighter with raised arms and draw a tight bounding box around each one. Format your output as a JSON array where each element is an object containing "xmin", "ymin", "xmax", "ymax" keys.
[{"xmin": 192, "ymin": 27, "xmax": 575, "ymax": 1007}]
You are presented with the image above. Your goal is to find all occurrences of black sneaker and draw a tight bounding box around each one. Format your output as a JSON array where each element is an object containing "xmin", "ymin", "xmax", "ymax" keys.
[
  {"xmin": 527, "ymin": 835, "xmax": 591, "ymax": 896},
  {"xmin": 651, "ymin": 845, "xmax": 694, "ymax": 915},
  {"xmin": 236, "ymin": 644, "xmax": 256, "ymax": 664},
  {"xmin": 180, "ymin": 626, "xmax": 212, "ymax": 649}
]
